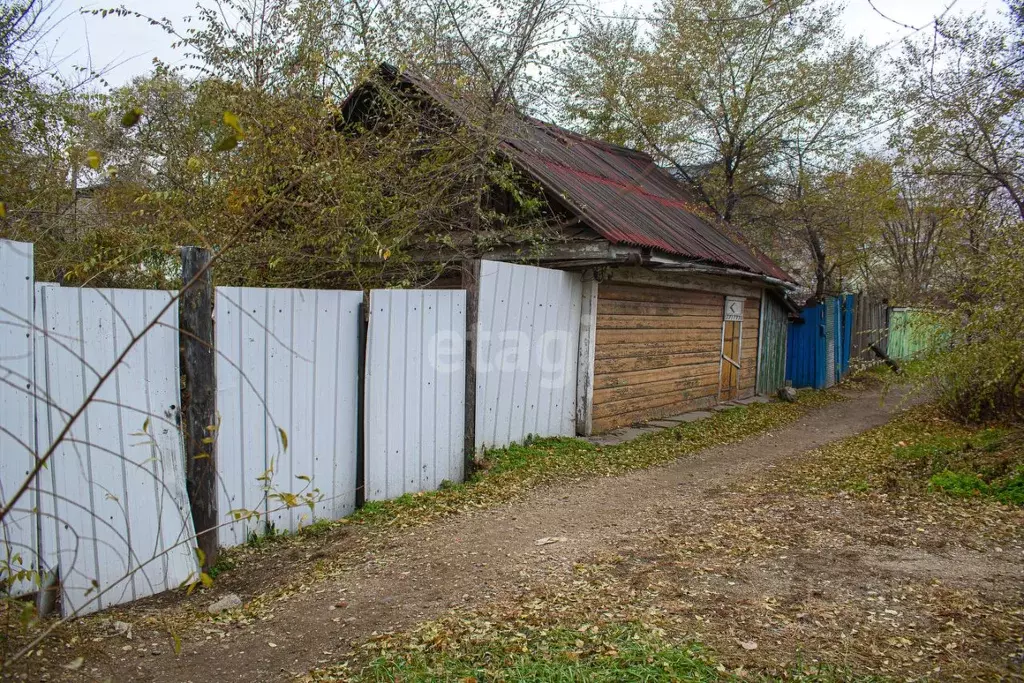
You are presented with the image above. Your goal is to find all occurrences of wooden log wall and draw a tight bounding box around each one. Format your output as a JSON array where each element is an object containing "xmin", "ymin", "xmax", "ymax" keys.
[{"xmin": 592, "ymin": 282, "xmax": 761, "ymax": 433}]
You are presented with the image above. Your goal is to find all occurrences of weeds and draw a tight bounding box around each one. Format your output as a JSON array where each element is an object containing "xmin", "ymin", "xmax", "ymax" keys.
[{"xmin": 771, "ymin": 405, "xmax": 1024, "ymax": 506}]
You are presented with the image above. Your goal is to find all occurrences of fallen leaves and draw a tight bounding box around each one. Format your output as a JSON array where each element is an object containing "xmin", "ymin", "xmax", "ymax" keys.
[{"xmin": 306, "ymin": 399, "xmax": 1024, "ymax": 682}]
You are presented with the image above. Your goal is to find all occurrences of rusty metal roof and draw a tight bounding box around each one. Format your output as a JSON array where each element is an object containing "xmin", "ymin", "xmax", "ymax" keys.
[
  {"xmin": 499, "ymin": 118, "xmax": 793, "ymax": 282},
  {"xmin": 349, "ymin": 65, "xmax": 793, "ymax": 283}
]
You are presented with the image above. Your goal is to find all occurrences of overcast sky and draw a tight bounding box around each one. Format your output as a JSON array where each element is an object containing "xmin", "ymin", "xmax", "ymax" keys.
[{"xmin": 47, "ymin": 0, "xmax": 1005, "ymax": 87}]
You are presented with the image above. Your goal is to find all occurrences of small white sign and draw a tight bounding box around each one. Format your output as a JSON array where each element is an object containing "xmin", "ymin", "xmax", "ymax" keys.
[{"xmin": 724, "ymin": 296, "xmax": 745, "ymax": 322}]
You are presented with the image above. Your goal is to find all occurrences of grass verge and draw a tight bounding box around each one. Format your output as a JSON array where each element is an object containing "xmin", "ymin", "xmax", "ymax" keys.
[{"xmin": 311, "ymin": 615, "xmax": 883, "ymax": 683}]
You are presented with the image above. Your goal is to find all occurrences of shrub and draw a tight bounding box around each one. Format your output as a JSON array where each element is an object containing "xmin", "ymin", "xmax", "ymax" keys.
[{"xmin": 920, "ymin": 234, "xmax": 1024, "ymax": 424}]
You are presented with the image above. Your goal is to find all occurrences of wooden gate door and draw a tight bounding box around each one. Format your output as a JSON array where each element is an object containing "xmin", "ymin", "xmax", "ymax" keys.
[{"xmin": 719, "ymin": 296, "xmax": 745, "ymax": 401}]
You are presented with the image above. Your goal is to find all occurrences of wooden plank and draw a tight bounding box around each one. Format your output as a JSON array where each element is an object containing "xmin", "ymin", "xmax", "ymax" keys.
[
  {"xmin": 594, "ymin": 339, "xmax": 720, "ymax": 360},
  {"xmin": 719, "ymin": 320, "xmax": 740, "ymax": 401},
  {"xmin": 595, "ymin": 362, "xmax": 719, "ymax": 390},
  {"xmin": 605, "ymin": 268, "xmax": 763, "ymax": 299},
  {"xmin": 593, "ymin": 376, "xmax": 719, "ymax": 415},
  {"xmin": 598, "ymin": 284, "xmax": 723, "ymax": 306},
  {"xmin": 755, "ymin": 289, "xmax": 766, "ymax": 395},
  {"xmin": 462, "ymin": 260, "xmax": 480, "ymax": 468},
  {"xmin": 596, "ymin": 328, "xmax": 722, "ymax": 345},
  {"xmin": 592, "ymin": 394, "xmax": 717, "ymax": 432},
  {"xmin": 597, "ymin": 314, "xmax": 725, "ymax": 330},
  {"xmin": 597, "ymin": 299, "xmax": 726, "ymax": 318},
  {"xmin": 594, "ymin": 350, "xmax": 720, "ymax": 374},
  {"xmin": 179, "ymin": 247, "xmax": 218, "ymax": 571},
  {"xmin": 593, "ymin": 373, "xmax": 719, "ymax": 405}
]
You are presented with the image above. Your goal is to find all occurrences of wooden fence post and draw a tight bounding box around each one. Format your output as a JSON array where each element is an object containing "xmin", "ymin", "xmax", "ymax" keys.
[
  {"xmin": 575, "ymin": 270, "xmax": 598, "ymax": 436},
  {"xmin": 356, "ymin": 293, "xmax": 368, "ymax": 508},
  {"xmin": 462, "ymin": 260, "xmax": 481, "ymax": 476},
  {"xmin": 180, "ymin": 247, "xmax": 218, "ymax": 571}
]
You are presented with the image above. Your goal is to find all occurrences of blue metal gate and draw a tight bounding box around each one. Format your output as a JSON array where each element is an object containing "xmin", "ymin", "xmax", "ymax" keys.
[{"xmin": 785, "ymin": 295, "xmax": 854, "ymax": 389}]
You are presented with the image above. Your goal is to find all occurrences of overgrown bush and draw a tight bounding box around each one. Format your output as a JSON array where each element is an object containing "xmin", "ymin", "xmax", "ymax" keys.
[
  {"xmin": 922, "ymin": 232, "xmax": 1024, "ymax": 423},
  {"xmin": 922, "ymin": 339, "xmax": 1024, "ymax": 423}
]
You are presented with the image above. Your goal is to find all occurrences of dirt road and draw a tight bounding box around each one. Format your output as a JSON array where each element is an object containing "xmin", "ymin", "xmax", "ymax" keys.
[{"xmin": 90, "ymin": 387, "xmax": 929, "ymax": 682}]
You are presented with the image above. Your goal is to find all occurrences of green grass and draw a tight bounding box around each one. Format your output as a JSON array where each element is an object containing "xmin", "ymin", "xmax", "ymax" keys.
[
  {"xmin": 354, "ymin": 623, "xmax": 721, "ymax": 682},
  {"xmin": 349, "ymin": 390, "xmax": 846, "ymax": 530},
  {"xmin": 928, "ymin": 470, "xmax": 990, "ymax": 497},
  {"xmin": 929, "ymin": 466, "xmax": 1024, "ymax": 504},
  {"xmin": 310, "ymin": 619, "xmax": 885, "ymax": 683}
]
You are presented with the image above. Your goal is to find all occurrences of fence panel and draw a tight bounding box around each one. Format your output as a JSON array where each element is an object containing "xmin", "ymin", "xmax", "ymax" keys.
[
  {"xmin": 365, "ymin": 290, "xmax": 466, "ymax": 501},
  {"xmin": 34, "ymin": 285, "xmax": 197, "ymax": 616},
  {"xmin": 786, "ymin": 304, "xmax": 825, "ymax": 389},
  {"xmin": 839, "ymin": 295, "xmax": 854, "ymax": 377},
  {"xmin": 0, "ymin": 240, "xmax": 37, "ymax": 597},
  {"xmin": 824, "ymin": 300, "xmax": 837, "ymax": 388},
  {"xmin": 888, "ymin": 308, "xmax": 941, "ymax": 361},
  {"xmin": 756, "ymin": 293, "xmax": 788, "ymax": 396},
  {"xmin": 851, "ymin": 294, "xmax": 889, "ymax": 363},
  {"xmin": 475, "ymin": 260, "xmax": 582, "ymax": 450},
  {"xmin": 215, "ymin": 288, "xmax": 362, "ymax": 547}
]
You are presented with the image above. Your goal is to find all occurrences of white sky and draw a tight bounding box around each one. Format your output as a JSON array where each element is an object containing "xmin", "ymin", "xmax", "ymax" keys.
[{"xmin": 47, "ymin": 0, "xmax": 1006, "ymax": 87}]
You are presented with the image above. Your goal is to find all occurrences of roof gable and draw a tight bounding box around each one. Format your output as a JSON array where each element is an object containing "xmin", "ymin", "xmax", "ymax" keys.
[{"xmin": 344, "ymin": 65, "xmax": 793, "ymax": 283}]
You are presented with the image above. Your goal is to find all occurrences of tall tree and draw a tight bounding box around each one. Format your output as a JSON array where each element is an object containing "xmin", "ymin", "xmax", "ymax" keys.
[
  {"xmin": 897, "ymin": 0, "xmax": 1024, "ymax": 222},
  {"xmin": 561, "ymin": 0, "xmax": 877, "ymax": 297},
  {"xmin": 54, "ymin": 0, "xmax": 573, "ymax": 288},
  {"xmin": 892, "ymin": 1, "xmax": 1024, "ymax": 421}
]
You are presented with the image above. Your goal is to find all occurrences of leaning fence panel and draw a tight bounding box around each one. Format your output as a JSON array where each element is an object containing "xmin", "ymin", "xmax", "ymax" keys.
[
  {"xmin": 215, "ymin": 287, "xmax": 362, "ymax": 547},
  {"xmin": 33, "ymin": 285, "xmax": 197, "ymax": 616},
  {"xmin": 851, "ymin": 294, "xmax": 889, "ymax": 364},
  {"xmin": 364, "ymin": 290, "xmax": 466, "ymax": 501},
  {"xmin": 0, "ymin": 240, "xmax": 38, "ymax": 597},
  {"xmin": 475, "ymin": 260, "xmax": 582, "ymax": 451}
]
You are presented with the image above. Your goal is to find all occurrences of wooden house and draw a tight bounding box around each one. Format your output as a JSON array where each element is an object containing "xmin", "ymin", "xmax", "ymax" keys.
[{"xmin": 343, "ymin": 65, "xmax": 797, "ymax": 435}]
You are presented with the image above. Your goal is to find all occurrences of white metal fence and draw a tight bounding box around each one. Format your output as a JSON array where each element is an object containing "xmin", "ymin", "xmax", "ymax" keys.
[
  {"xmin": 215, "ymin": 287, "xmax": 363, "ymax": 546},
  {"xmin": 364, "ymin": 289, "xmax": 467, "ymax": 501},
  {"xmin": 34, "ymin": 284, "xmax": 198, "ymax": 615},
  {"xmin": 0, "ymin": 240, "xmax": 39, "ymax": 598},
  {"xmin": 475, "ymin": 261, "xmax": 582, "ymax": 450},
  {"xmin": 1, "ymin": 243, "xmax": 592, "ymax": 616},
  {"xmin": 1, "ymin": 239, "xmax": 199, "ymax": 616}
]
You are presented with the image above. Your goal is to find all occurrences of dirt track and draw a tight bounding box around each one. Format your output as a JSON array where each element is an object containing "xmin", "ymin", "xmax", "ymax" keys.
[{"xmin": 84, "ymin": 387, "xmax": 936, "ymax": 682}]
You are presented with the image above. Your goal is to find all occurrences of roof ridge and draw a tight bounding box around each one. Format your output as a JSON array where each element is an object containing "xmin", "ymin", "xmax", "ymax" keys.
[{"xmin": 521, "ymin": 116, "xmax": 653, "ymax": 160}]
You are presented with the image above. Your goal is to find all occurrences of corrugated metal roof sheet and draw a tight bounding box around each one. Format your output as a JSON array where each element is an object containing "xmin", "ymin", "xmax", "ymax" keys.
[{"xmin": 357, "ymin": 65, "xmax": 794, "ymax": 283}]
